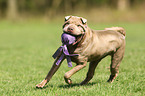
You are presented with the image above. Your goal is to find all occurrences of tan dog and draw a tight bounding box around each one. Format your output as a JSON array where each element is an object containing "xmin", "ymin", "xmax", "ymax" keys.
[{"xmin": 36, "ymin": 16, "xmax": 126, "ymax": 88}]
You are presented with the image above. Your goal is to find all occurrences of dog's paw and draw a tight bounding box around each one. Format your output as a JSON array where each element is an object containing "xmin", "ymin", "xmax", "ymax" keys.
[
  {"xmin": 107, "ymin": 79, "xmax": 113, "ymax": 83},
  {"xmin": 80, "ymin": 81, "xmax": 88, "ymax": 85},
  {"xmin": 64, "ymin": 78, "xmax": 72, "ymax": 85},
  {"xmin": 36, "ymin": 79, "xmax": 47, "ymax": 88},
  {"xmin": 107, "ymin": 74, "xmax": 118, "ymax": 83}
]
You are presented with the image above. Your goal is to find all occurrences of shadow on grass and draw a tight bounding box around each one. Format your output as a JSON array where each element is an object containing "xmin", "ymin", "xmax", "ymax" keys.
[
  {"xmin": 35, "ymin": 85, "xmax": 53, "ymax": 90},
  {"xmin": 58, "ymin": 82, "xmax": 99, "ymax": 89},
  {"xmin": 35, "ymin": 81, "xmax": 100, "ymax": 89}
]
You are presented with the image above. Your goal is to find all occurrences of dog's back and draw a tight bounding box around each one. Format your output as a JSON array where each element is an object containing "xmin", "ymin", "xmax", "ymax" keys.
[{"xmin": 105, "ymin": 27, "xmax": 126, "ymax": 36}]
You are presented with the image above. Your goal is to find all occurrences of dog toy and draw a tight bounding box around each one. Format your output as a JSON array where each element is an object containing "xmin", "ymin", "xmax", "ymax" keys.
[
  {"xmin": 61, "ymin": 33, "xmax": 76, "ymax": 45},
  {"xmin": 52, "ymin": 33, "xmax": 78, "ymax": 67}
]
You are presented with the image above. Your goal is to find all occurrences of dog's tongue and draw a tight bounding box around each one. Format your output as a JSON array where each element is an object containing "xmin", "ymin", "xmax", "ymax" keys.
[{"xmin": 61, "ymin": 33, "xmax": 76, "ymax": 45}]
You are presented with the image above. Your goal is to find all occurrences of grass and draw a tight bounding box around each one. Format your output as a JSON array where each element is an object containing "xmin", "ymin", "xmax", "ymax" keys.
[{"xmin": 0, "ymin": 20, "xmax": 145, "ymax": 96}]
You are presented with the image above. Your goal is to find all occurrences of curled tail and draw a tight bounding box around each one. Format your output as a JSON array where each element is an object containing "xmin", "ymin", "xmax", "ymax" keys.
[{"xmin": 105, "ymin": 27, "xmax": 126, "ymax": 36}]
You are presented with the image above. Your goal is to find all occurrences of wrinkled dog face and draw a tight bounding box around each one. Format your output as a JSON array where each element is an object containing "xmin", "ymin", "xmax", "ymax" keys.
[{"xmin": 63, "ymin": 16, "xmax": 87, "ymax": 36}]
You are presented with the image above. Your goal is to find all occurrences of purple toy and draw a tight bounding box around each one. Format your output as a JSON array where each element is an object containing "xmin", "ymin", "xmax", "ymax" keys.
[
  {"xmin": 53, "ymin": 33, "xmax": 78, "ymax": 67},
  {"xmin": 61, "ymin": 33, "xmax": 76, "ymax": 45}
]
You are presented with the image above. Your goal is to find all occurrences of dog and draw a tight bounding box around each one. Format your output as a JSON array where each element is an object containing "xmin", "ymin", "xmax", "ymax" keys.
[{"xmin": 36, "ymin": 16, "xmax": 126, "ymax": 88}]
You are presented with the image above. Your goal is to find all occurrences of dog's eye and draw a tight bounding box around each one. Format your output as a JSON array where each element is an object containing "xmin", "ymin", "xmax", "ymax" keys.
[
  {"xmin": 77, "ymin": 25, "xmax": 83, "ymax": 30},
  {"xmin": 77, "ymin": 25, "xmax": 86, "ymax": 32},
  {"xmin": 77, "ymin": 25, "xmax": 82, "ymax": 27},
  {"xmin": 63, "ymin": 22, "xmax": 69, "ymax": 28}
]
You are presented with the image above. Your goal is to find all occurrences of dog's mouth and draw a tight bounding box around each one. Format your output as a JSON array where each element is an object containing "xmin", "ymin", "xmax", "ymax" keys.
[
  {"xmin": 63, "ymin": 29, "xmax": 83, "ymax": 36},
  {"xmin": 62, "ymin": 32, "xmax": 85, "ymax": 46},
  {"xmin": 63, "ymin": 31, "xmax": 82, "ymax": 37},
  {"xmin": 62, "ymin": 20, "xmax": 87, "ymax": 45}
]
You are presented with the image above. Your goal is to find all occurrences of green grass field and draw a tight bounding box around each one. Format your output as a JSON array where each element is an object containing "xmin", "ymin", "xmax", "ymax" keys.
[{"xmin": 0, "ymin": 21, "xmax": 145, "ymax": 96}]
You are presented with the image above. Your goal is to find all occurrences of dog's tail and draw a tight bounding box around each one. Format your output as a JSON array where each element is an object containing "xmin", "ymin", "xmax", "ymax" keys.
[{"xmin": 105, "ymin": 27, "xmax": 126, "ymax": 36}]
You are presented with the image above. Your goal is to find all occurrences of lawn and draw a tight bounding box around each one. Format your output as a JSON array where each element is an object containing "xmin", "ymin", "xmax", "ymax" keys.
[{"xmin": 0, "ymin": 20, "xmax": 145, "ymax": 96}]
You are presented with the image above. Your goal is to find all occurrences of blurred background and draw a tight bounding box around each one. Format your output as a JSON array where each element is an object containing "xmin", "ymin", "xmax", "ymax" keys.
[
  {"xmin": 0, "ymin": 0, "xmax": 145, "ymax": 22},
  {"xmin": 0, "ymin": 1, "xmax": 145, "ymax": 95}
]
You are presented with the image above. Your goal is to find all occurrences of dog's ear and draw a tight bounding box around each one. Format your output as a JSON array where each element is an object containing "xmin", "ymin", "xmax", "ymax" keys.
[
  {"xmin": 65, "ymin": 16, "xmax": 71, "ymax": 21},
  {"xmin": 81, "ymin": 18, "xmax": 87, "ymax": 24}
]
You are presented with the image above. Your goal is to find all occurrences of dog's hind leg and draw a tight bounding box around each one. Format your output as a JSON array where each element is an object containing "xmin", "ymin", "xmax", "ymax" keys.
[
  {"xmin": 80, "ymin": 60, "xmax": 101, "ymax": 85},
  {"xmin": 64, "ymin": 62, "xmax": 87, "ymax": 85},
  {"xmin": 107, "ymin": 44, "xmax": 125, "ymax": 83}
]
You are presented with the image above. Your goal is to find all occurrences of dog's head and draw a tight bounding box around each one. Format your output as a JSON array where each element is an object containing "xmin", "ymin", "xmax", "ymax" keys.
[{"xmin": 63, "ymin": 16, "xmax": 87, "ymax": 36}]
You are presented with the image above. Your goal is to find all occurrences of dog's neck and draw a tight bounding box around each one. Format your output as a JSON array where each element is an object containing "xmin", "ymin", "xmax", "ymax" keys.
[{"xmin": 78, "ymin": 27, "xmax": 93, "ymax": 46}]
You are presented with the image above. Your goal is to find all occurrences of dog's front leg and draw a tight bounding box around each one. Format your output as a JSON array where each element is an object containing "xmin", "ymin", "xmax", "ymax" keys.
[
  {"xmin": 64, "ymin": 62, "xmax": 87, "ymax": 85},
  {"xmin": 36, "ymin": 56, "xmax": 65, "ymax": 88}
]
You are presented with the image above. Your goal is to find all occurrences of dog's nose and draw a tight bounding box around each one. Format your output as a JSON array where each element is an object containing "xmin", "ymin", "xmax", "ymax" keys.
[{"xmin": 67, "ymin": 27, "xmax": 73, "ymax": 32}]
